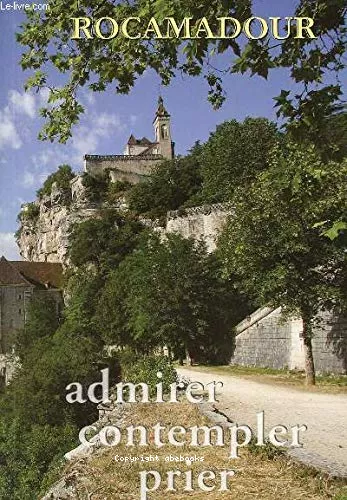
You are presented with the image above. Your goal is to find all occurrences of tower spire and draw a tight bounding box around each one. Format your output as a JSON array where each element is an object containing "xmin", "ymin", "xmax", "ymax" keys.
[
  {"xmin": 153, "ymin": 96, "xmax": 174, "ymax": 159},
  {"xmin": 155, "ymin": 95, "xmax": 170, "ymax": 118}
]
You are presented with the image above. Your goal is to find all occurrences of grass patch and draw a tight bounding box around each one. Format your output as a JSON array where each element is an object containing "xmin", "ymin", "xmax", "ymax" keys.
[
  {"xmin": 58, "ymin": 402, "xmax": 347, "ymax": 499},
  {"xmin": 183, "ymin": 365, "xmax": 347, "ymax": 393}
]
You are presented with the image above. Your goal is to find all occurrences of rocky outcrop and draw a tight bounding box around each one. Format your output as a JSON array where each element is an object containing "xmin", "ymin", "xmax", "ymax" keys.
[
  {"xmin": 17, "ymin": 175, "xmax": 233, "ymax": 265},
  {"xmin": 17, "ymin": 176, "xmax": 101, "ymax": 264}
]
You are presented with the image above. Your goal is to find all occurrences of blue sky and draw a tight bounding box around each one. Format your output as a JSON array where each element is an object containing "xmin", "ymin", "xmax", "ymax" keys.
[{"xmin": 0, "ymin": 0, "xmax": 330, "ymax": 259}]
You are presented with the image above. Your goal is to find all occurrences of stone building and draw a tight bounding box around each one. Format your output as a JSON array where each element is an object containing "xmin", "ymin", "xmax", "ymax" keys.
[
  {"xmin": 0, "ymin": 256, "xmax": 63, "ymax": 383},
  {"xmin": 84, "ymin": 96, "xmax": 175, "ymax": 184}
]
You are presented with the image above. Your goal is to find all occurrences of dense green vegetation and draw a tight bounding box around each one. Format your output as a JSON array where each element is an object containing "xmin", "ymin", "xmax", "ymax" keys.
[
  {"xmin": 218, "ymin": 144, "xmax": 347, "ymax": 385},
  {"xmin": 128, "ymin": 143, "xmax": 203, "ymax": 218},
  {"xmin": 17, "ymin": 201, "xmax": 39, "ymax": 223},
  {"xmin": 5, "ymin": 110, "xmax": 347, "ymax": 497},
  {"xmin": 96, "ymin": 232, "xmax": 249, "ymax": 362},
  {"xmin": 18, "ymin": 1, "xmax": 345, "ymax": 145},
  {"xmin": 199, "ymin": 117, "xmax": 279, "ymax": 203},
  {"xmin": 37, "ymin": 164, "xmax": 75, "ymax": 199}
]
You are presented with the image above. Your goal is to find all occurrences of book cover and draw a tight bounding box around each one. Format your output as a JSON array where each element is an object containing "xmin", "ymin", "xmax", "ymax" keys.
[{"xmin": 0, "ymin": 1, "xmax": 346, "ymax": 499}]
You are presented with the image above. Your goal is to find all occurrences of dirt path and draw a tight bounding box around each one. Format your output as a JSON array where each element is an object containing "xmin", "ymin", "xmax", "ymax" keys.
[{"xmin": 177, "ymin": 367, "xmax": 347, "ymax": 477}]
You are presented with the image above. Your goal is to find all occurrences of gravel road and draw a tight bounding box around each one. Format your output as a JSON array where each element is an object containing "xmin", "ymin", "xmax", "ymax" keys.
[{"xmin": 177, "ymin": 367, "xmax": 347, "ymax": 477}]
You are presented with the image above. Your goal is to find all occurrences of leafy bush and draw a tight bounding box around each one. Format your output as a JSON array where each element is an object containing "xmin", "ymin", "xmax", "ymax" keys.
[
  {"xmin": 15, "ymin": 295, "xmax": 61, "ymax": 361},
  {"xmin": 200, "ymin": 117, "xmax": 279, "ymax": 203},
  {"xmin": 95, "ymin": 232, "xmax": 250, "ymax": 362},
  {"xmin": 81, "ymin": 172, "xmax": 108, "ymax": 202},
  {"xmin": 0, "ymin": 419, "xmax": 77, "ymax": 500},
  {"xmin": 68, "ymin": 210, "xmax": 144, "ymax": 272},
  {"xmin": 0, "ymin": 280, "xmax": 119, "ymax": 499},
  {"xmin": 18, "ymin": 202, "xmax": 39, "ymax": 223},
  {"xmin": 106, "ymin": 180, "xmax": 132, "ymax": 204},
  {"xmin": 119, "ymin": 351, "xmax": 177, "ymax": 397},
  {"xmin": 37, "ymin": 165, "xmax": 75, "ymax": 199},
  {"xmin": 128, "ymin": 148, "xmax": 202, "ymax": 219}
]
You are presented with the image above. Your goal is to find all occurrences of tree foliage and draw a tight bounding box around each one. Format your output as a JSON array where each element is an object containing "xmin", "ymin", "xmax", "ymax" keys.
[
  {"xmin": 0, "ymin": 291, "xmax": 117, "ymax": 499},
  {"xmin": 68, "ymin": 210, "xmax": 144, "ymax": 272},
  {"xmin": 128, "ymin": 144, "xmax": 203, "ymax": 218},
  {"xmin": 37, "ymin": 164, "xmax": 75, "ymax": 199},
  {"xmin": 319, "ymin": 110, "xmax": 347, "ymax": 161},
  {"xmin": 17, "ymin": 202, "xmax": 40, "ymax": 223},
  {"xmin": 15, "ymin": 295, "xmax": 61, "ymax": 361},
  {"xmin": 96, "ymin": 232, "xmax": 251, "ymax": 363},
  {"xmin": 199, "ymin": 117, "xmax": 279, "ymax": 202},
  {"xmin": 218, "ymin": 143, "xmax": 347, "ymax": 384},
  {"xmin": 17, "ymin": 1, "xmax": 346, "ymax": 143}
]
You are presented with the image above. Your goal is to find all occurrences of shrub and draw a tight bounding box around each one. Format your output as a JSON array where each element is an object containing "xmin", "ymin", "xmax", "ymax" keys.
[
  {"xmin": 107, "ymin": 180, "xmax": 132, "ymax": 204},
  {"xmin": 81, "ymin": 172, "xmax": 108, "ymax": 202},
  {"xmin": 37, "ymin": 165, "xmax": 75, "ymax": 199},
  {"xmin": 128, "ymin": 152, "xmax": 202, "ymax": 219},
  {"xmin": 17, "ymin": 202, "xmax": 40, "ymax": 223},
  {"xmin": 119, "ymin": 351, "xmax": 177, "ymax": 397}
]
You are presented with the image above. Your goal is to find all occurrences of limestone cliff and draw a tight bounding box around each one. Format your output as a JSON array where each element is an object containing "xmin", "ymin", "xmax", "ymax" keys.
[
  {"xmin": 17, "ymin": 175, "xmax": 126, "ymax": 264},
  {"xmin": 17, "ymin": 174, "xmax": 232, "ymax": 264}
]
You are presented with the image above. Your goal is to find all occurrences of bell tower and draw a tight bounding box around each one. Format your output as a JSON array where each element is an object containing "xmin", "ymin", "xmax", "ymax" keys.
[{"xmin": 153, "ymin": 96, "xmax": 174, "ymax": 159}]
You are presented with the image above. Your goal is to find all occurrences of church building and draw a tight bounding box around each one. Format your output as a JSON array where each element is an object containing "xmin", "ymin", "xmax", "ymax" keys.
[{"xmin": 84, "ymin": 96, "xmax": 174, "ymax": 184}]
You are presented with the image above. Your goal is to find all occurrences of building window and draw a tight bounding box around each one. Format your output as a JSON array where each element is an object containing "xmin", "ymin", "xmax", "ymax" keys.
[
  {"xmin": 18, "ymin": 309, "xmax": 22, "ymax": 315},
  {"xmin": 18, "ymin": 294, "xmax": 22, "ymax": 300},
  {"xmin": 161, "ymin": 124, "xmax": 168, "ymax": 139}
]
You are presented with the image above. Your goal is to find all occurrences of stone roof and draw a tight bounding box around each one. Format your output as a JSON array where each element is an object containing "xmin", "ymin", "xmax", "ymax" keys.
[
  {"xmin": 0, "ymin": 257, "xmax": 29, "ymax": 285},
  {"xmin": 0, "ymin": 256, "xmax": 63, "ymax": 289},
  {"xmin": 140, "ymin": 143, "xmax": 160, "ymax": 154},
  {"xmin": 127, "ymin": 135, "xmax": 154, "ymax": 146}
]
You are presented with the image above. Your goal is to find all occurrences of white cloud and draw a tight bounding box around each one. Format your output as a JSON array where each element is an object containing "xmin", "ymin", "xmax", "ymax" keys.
[
  {"xmin": 8, "ymin": 90, "xmax": 36, "ymax": 118},
  {"xmin": 70, "ymin": 111, "xmax": 125, "ymax": 161},
  {"xmin": 22, "ymin": 171, "xmax": 35, "ymax": 188},
  {"xmin": 27, "ymin": 104, "xmax": 127, "ymax": 176},
  {"xmin": 21, "ymin": 167, "xmax": 51, "ymax": 189},
  {"xmin": 81, "ymin": 91, "xmax": 96, "ymax": 106},
  {"xmin": 31, "ymin": 148, "xmax": 70, "ymax": 169},
  {"xmin": 10, "ymin": 197, "xmax": 25, "ymax": 209},
  {"xmin": 0, "ymin": 108, "xmax": 22, "ymax": 150},
  {"xmin": 0, "ymin": 88, "xmax": 50, "ymax": 151},
  {"xmin": 0, "ymin": 233, "xmax": 21, "ymax": 260}
]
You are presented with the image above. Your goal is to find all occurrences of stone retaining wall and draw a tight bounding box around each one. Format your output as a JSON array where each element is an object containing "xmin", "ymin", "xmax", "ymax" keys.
[{"xmin": 231, "ymin": 307, "xmax": 347, "ymax": 375}]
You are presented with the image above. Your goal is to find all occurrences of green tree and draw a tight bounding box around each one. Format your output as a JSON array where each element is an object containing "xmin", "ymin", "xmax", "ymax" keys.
[
  {"xmin": 218, "ymin": 143, "xmax": 347, "ymax": 385},
  {"xmin": 15, "ymin": 295, "xmax": 61, "ymax": 360},
  {"xmin": 96, "ymin": 232, "xmax": 250, "ymax": 362},
  {"xmin": 68, "ymin": 210, "xmax": 144, "ymax": 273},
  {"xmin": 320, "ymin": 110, "xmax": 347, "ymax": 161},
  {"xmin": 199, "ymin": 117, "xmax": 279, "ymax": 202},
  {"xmin": 128, "ymin": 145, "xmax": 203, "ymax": 218},
  {"xmin": 0, "ymin": 418, "xmax": 77, "ymax": 500},
  {"xmin": 37, "ymin": 164, "xmax": 75, "ymax": 199},
  {"xmin": 17, "ymin": 1, "xmax": 346, "ymax": 143}
]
